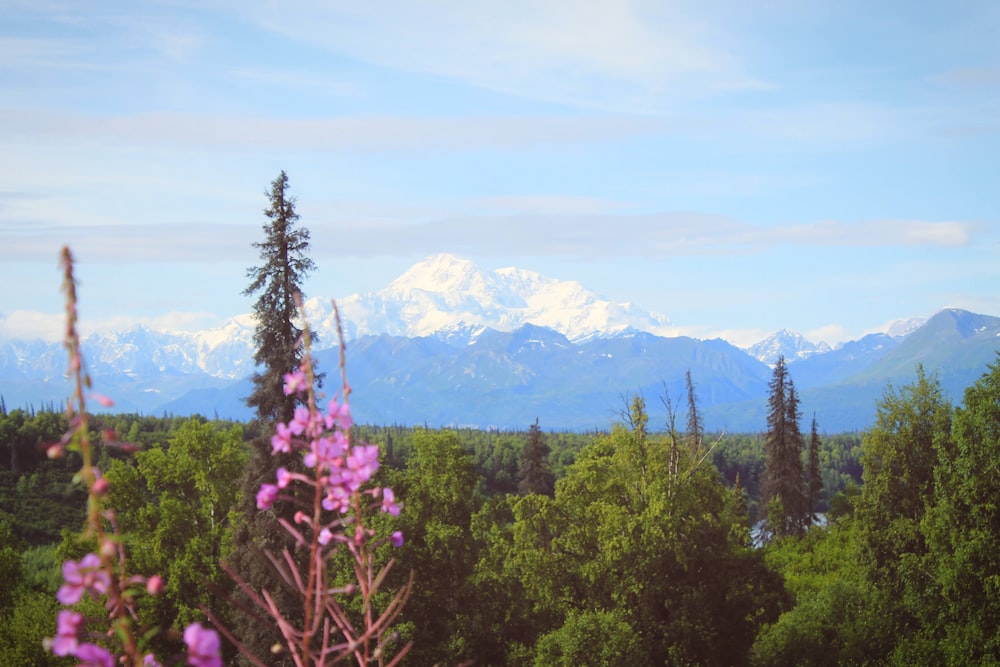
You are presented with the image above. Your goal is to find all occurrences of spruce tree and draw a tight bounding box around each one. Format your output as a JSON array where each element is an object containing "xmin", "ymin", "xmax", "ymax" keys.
[
  {"xmin": 761, "ymin": 356, "xmax": 806, "ymax": 539},
  {"xmin": 243, "ymin": 169, "xmax": 316, "ymax": 425},
  {"xmin": 806, "ymin": 414, "xmax": 823, "ymax": 524},
  {"xmin": 229, "ymin": 171, "xmax": 316, "ymax": 664},
  {"xmin": 518, "ymin": 418, "xmax": 555, "ymax": 497},
  {"xmin": 684, "ymin": 369, "xmax": 703, "ymax": 452}
]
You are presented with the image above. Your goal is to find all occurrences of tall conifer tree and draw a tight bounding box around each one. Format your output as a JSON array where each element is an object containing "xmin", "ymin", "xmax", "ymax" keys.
[
  {"xmin": 806, "ymin": 414, "xmax": 823, "ymax": 524},
  {"xmin": 230, "ymin": 171, "xmax": 316, "ymax": 664},
  {"xmin": 518, "ymin": 418, "xmax": 555, "ymax": 497},
  {"xmin": 761, "ymin": 356, "xmax": 807, "ymax": 539},
  {"xmin": 243, "ymin": 170, "xmax": 315, "ymax": 424},
  {"xmin": 684, "ymin": 369, "xmax": 703, "ymax": 452}
]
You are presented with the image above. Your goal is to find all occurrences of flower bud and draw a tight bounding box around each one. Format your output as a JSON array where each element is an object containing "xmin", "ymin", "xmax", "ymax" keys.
[
  {"xmin": 92, "ymin": 477, "xmax": 110, "ymax": 496},
  {"xmin": 99, "ymin": 539, "xmax": 117, "ymax": 560},
  {"xmin": 146, "ymin": 575, "xmax": 164, "ymax": 596}
]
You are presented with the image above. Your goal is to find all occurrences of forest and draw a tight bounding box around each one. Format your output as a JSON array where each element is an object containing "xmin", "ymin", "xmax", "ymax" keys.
[
  {"xmin": 2, "ymin": 353, "xmax": 999, "ymax": 665},
  {"xmin": 2, "ymin": 172, "xmax": 999, "ymax": 665}
]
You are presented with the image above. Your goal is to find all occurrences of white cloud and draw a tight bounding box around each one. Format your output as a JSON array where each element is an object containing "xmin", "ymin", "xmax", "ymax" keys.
[
  {"xmin": 0, "ymin": 309, "xmax": 225, "ymax": 342},
  {"xmin": 805, "ymin": 324, "xmax": 851, "ymax": 347},
  {"xmin": 231, "ymin": 0, "xmax": 765, "ymax": 112},
  {"xmin": 0, "ymin": 223, "xmax": 258, "ymax": 263},
  {"xmin": 0, "ymin": 310, "xmax": 65, "ymax": 342},
  {"xmin": 775, "ymin": 219, "xmax": 974, "ymax": 247},
  {"xmin": 0, "ymin": 109, "xmax": 668, "ymax": 152},
  {"xmin": 309, "ymin": 214, "xmax": 978, "ymax": 260}
]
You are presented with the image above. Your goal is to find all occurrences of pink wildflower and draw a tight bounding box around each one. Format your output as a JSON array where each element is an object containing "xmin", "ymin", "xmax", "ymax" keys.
[
  {"xmin": 318, "ymin": 527, "xmax": 334, "ymax": 545},
  {"xmin": 282, "ymin": 369, "xmax": 307, "ymax": 395},
  {"xmin": 75, "ymin": 642, "xmax": 115, "ymax": 667},
  {"xmin": 256, "ymin": 483, "xmax": 278, "ymax": 510},
  {"xmin": 50, "ymin": 609, "xmax": 83, "ymax": 656},
  {"xmin": 322, "ymin": 485, "xmax": 351, "ymax": 514},
  {"xmin": 346, "ymin": 445, "xmax": 380, "ymax": 489},
  {"xmin": 304, "ymin": 432, "xmax": 347, "ymax": 470},
  {"xmin": 184, "ymin": 622, "xmax": 222, "ymax": 667},
  {"xmin": 57, "ymin": 553, "xmax": 110, "ymax": 605},
  {"xmin": 289, "ymin": 406, "xmax": 313, "ymax": 437},
  {"xmin": 325, "ymin": 398, "xmax": 353, "ymax": 431},
  {"xmin": 271, "ymin": 422, "xmax": 293, "ymax": 454},
  {"xmin": 381, "ymin": 487, "xmax": 401, "ymax": 516},
  {"xmin": 143, "ymin": 654, "xmax": 162, "ymax": 666},
  {"xmin": 276, "ymin": 467, "xmax": 292, "ymax": 488},
  {"xmin": 391, "ymin": 531, "xmax": 405, "ymax": 548}
]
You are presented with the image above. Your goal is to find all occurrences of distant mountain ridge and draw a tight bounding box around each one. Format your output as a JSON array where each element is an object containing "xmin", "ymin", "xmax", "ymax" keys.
[
  {"xmin": 747, "ymin": 329, "xmax": 832, "ymax": 366},
  {"xmin": 1, "ymin": 255, "xmax": 997, "ymax": 432}
]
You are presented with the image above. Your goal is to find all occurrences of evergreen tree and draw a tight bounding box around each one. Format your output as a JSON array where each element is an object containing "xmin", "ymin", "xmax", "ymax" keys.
[
  {"xmin": 761, "ymin": 356, "xmax": 806, "ymax": 539},
  {"xmin": 518, "ymin": 418, "xmax": 555, "ymax": 497},
  {"xmin": 243, "ymin": 169, "xmax": 316, "ymax": 425},
  {"xmin": 230, "ymin": 171, "xmax": 317, "ymax": 664},
  {"xmin": 684, "ymin": 369, "xmax": 703, "ymax": 452},
  {"xmin": 805, "ymin": 414, "xmax": 823, "ymax": 523}
]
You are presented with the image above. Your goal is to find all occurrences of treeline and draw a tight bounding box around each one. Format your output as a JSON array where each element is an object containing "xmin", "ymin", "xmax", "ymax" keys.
[
  {"xmin": 0, "ymin": 407, "xmax": 861, "ymax": 550},
  {"xmin": 0, "ymin": 388, "xmax": 861, "ymax": 664}
]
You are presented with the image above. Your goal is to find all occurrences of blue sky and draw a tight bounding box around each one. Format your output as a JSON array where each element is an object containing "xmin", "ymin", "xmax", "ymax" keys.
[{"xmin": 1, "ymin": 1, "xmax": 997, "ymax": 347}]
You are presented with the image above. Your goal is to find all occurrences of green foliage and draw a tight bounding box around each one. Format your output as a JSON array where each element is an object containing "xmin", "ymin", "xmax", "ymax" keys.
[
  {"xmin": 851, "ymin": 365, "xmax": 951, "ymax": 658},
  {"xmin": 389, "ymin": 429, "xmax": 481, "ymax": 665},
  {"xmin": 0, "ymin": 590, "xmax": 67, "ymax": 666},
  {"xmin": 102, "ymin": 419, "xmax": 248, "ymax": 654},
  {"xmin": 491, "ymin": 397, "xmax": 785, "ymax": 665},
  {"xmin": 751, "ymin": 521, "xmax": 880, "ymax": 666},
  {"xmin": 533, "ymin": 609, "xmax": 643, "ymax": 666},
  {"xmin": 921, "ymin": 355, "xmax": 1000, "ymax": 663}
]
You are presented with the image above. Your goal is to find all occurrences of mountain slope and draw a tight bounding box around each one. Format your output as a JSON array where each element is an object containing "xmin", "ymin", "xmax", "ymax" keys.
[{"xmin": 849, "ymin": 309, "xmax": 1000, "ymax": 397}]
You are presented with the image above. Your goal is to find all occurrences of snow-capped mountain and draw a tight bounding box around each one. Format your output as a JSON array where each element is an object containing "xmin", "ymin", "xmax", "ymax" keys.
[
  {"xmin": 746, "ymin": 329, "xmax": 832, "ymax": 366},
  {"xmin": 2, "ymin": 252, "xmax": 999, "ymax": 432},
  {"xmin": 314, "ymin": 253, "xmax": 673, "ymax": 343},
  {"xmin": 881, "ymin": 316, "xmax": 929, "ymax": 339},
  {"xmin": 0, "ymin": 253, "xmax": 672, "ymax": 383}
]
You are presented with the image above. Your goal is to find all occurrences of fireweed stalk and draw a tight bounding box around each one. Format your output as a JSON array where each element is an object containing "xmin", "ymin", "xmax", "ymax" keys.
[
  {"xmin": 46, "ymin": 247, "xmax": 222, "ymax": 666},
  {"xmin": 207, "ymin": 298, "xmax": 412, "ymax": 666}
]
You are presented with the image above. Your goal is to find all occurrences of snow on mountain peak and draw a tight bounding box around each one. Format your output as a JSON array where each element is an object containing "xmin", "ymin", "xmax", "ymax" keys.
[
  {"xmin": 333, "ymin": 254, "xmax": 671, "ymax": 343},
  {"xmin": 747, "ymin": 328, "xmax": 832, "ymax": 365},
  {"xmin": 388, "ymin": 253, "xmax": 492, "ymax": 294},
  {"xmin": 881, "ymin": 316, "xmax": 928, "ymax": 339}
]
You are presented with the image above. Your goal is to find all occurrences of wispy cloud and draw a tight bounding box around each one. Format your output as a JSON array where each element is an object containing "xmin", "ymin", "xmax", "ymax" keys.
[
  {"xmin": 310, "ymin": 214, "xmax": 977, "ymax": 260},
  {"xmin": 0, "ymin": 309, "xmax": 225, "ymax": 342},
  {"xmin": 233, "ymin": 0, "xmax": 767, "ymax": 112},
  {"xmin": 0, "ymin": 109, "xmax": 668, "ymax": 152},
  {"xmin": 2, "ymin": 213, "xmax": 974, "ymax": 264},
  {"xmin": 0, "ymin": 223, "xmax": 258, "ymax": 263}
]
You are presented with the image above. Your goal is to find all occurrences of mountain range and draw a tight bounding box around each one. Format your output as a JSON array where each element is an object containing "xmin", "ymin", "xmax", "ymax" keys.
[{"xmin": 2, "ymin": 254, "xmax": 998, "ymax": 432}]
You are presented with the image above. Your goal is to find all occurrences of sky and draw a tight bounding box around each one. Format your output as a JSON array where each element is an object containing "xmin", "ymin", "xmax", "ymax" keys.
[{"xmin": 1, "ymin": 0, "xmax": 998, "ymax": 348}]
